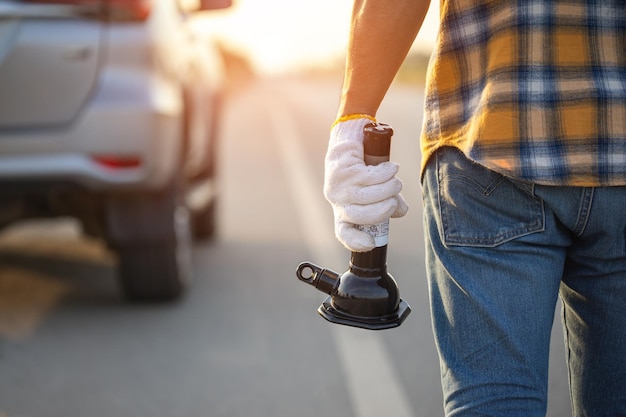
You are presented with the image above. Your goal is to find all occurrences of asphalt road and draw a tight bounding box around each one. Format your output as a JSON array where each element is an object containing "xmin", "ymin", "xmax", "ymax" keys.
[{"xmin": 0, "ymin": 77, "xmax": 571, "ymax": 417}]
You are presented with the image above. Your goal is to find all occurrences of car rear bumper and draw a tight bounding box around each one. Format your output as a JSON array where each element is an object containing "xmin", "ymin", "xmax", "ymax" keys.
[{"xmin": 0, "ymin": 69, "xmax": 183, "ymax": 193}]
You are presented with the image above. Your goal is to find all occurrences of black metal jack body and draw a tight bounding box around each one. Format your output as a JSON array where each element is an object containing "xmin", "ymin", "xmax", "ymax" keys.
[{"xmin": 296, "ymin": 123, "xmax": 411, "ymax": 330}]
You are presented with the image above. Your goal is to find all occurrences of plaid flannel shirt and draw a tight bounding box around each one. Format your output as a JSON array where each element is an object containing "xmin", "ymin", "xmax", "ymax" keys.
[{"xmin": 421, "ymin": 0, "xmax": 626, "ymax": 186}]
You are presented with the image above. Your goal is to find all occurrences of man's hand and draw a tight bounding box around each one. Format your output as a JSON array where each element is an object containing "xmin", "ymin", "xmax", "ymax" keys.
[{"xmin": 324, "ymin": 117, "xmax": 408, "ymax": 252}]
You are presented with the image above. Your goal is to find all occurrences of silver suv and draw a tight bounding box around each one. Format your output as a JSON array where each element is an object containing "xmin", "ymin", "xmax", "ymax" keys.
[{"xmin": 0, "ymin": 0, "xmax": 231, "ymax": 301}]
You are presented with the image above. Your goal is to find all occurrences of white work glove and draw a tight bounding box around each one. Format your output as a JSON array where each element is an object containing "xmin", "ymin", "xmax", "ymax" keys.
[{"xmin": 324, "ymin": 117, "xmax": 409, "ymax": 252}]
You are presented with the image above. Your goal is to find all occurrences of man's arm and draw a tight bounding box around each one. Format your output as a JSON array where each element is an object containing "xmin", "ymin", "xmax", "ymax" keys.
[
  {"xmin": 338, "ymin": 0, "xmax": 432, "ymax": 118},
  {"xmin": 325, "ymin": 0, "xmax": 431, "ymax": 252}
]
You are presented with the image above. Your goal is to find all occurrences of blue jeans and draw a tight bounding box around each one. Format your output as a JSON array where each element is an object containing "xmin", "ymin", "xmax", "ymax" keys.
[{"xmin": 422, "ymin": 147, "xmax": 626, "ymax": 417}]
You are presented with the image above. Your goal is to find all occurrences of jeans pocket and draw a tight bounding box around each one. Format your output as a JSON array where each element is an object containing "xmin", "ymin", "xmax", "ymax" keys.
[{"xmin": 436, "ymin": 148, "xmax": 545, "ymax": 247}]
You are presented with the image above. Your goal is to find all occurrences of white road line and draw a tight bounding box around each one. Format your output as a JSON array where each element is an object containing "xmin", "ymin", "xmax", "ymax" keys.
[
  {"xmin": 332, "ymin": 327, "xmax": 415, "ymax": 417},
  {"xmin": 268, "ymin": 100, "xmax": 415, "ymax": 417}
]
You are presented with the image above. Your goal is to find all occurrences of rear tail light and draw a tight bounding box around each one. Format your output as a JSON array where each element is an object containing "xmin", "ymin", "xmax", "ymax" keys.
[
  {"xmin": 92, "ymin": 155, "xmax": 142, "ymax": 170},
  {"xmin": 21, "ymin": 0, "xmax": 151, "ymax": 21}
]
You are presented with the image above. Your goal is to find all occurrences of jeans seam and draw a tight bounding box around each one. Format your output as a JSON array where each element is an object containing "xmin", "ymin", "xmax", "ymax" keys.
[
  {"xmin": 572, "ymin": 188, "xmax": 594, "ymax": 237},
  {"xmin": 561, "ymin": 297, "xmax": 576, "ymax": 415},
  {"xmin": 435, "ymin": 148, "xmax": 447, "ymax": 247}
]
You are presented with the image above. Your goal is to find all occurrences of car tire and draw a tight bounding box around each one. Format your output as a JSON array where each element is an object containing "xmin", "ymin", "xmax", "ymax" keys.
[{"xmin": 116, "ymin": 184, "xmax": 193, "ymax": 302}]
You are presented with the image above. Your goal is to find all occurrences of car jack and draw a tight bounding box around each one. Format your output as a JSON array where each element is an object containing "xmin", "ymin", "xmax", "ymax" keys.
[{"xmin": 296, "ymin": 123, "xmax": 411, "ymax": 330}]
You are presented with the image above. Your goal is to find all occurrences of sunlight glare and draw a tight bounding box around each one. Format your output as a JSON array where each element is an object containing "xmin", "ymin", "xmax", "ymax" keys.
[{"xmin": 196, "ymin": 0, "xmax": 439, "ymax": 75}]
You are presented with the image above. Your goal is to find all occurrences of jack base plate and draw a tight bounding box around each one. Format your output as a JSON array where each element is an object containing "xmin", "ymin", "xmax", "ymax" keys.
[{"xmin": 317, "ymin": 296, "xmax": 411, "ymax": 330}]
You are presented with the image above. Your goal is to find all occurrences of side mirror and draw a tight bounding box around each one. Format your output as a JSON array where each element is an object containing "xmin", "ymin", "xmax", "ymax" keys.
[{"xmin": 200, "ymin": 0, "xmax": 232, "ymax": 11}]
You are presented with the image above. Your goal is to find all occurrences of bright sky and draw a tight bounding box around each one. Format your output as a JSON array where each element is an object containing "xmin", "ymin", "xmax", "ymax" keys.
[{"xmin": 194, "ymin": 0, "xmax": 440, "ymax": 74}]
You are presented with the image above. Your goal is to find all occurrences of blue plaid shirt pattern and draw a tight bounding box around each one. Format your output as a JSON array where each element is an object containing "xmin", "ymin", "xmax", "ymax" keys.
[{"xmin": 421, "ymin": 0, "xmax": 626, "ymax": 186}]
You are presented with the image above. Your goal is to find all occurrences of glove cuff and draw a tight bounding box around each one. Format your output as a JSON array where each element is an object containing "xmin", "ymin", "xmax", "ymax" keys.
[
  {"xmin": 331, "ymin": 113, "xmax": 376, "ymax": 130},
  {"xmin": 329, "ymin": 117, "xmax": 378, "ymax": 150}
]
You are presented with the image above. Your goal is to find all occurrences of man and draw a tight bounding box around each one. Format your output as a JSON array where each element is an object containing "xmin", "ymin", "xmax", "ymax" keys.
[{"xmin": 323, "ymin": 0, "xmax": 626, "ymax": 415}]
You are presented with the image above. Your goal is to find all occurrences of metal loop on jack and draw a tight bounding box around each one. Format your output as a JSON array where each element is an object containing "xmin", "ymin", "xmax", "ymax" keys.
[
  {"xmin": 296, "ymin": 262, "xmax": 318, "ymax": 284},
  {"xmin": 296, "ymin": 262, "xmax": 339, "ymax": 296}
]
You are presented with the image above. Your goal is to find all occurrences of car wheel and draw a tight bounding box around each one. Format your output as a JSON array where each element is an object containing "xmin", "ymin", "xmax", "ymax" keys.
[{"xmin": 117, "ymin": 185, "xmax": 193, "ymax": 302}]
